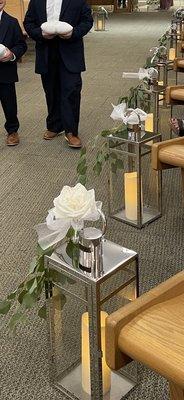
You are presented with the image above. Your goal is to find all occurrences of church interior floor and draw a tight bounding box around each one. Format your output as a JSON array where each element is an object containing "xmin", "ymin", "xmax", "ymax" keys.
[{"xmin": 0, "ymin": 12, "xmax": 183, "ymax": 400}]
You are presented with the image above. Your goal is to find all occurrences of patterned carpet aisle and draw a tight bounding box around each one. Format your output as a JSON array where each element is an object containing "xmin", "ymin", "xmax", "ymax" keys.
[{"xmin": 0, "ymin": 12, "xmax": 183, "ymax": 400}]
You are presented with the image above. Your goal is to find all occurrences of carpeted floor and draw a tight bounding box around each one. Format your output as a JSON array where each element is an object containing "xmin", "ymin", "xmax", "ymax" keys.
[{"xmin": 0, "ymin": 11, "xmax": 183, "ymax": 400}]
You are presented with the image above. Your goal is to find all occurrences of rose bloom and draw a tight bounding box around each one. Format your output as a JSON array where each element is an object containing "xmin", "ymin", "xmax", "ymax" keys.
[{"xmin": 53, "ymin": 183, "xmax": 98, "ymax": 221}]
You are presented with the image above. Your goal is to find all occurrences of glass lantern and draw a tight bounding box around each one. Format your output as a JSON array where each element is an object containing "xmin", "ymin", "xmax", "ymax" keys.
[
  {"xmin": 136, "ymin": 83, "xmax": 165, "ymax": 134},
  {"xmin": 169, "ymin": 21, "xmax": 177, "ymax": 60},
  {"xmin": 107, "ymin": 128, "xmax": 162, "ymax": 229},
  {"xmin": 94, "ymin": 10, "xmax": 106, "ymax": 31},
  {"xmin": 45, "ymin": 239, "xmax": 139, "ymax": 400}
]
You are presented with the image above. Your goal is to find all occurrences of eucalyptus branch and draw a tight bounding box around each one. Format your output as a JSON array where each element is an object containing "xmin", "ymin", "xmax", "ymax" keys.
[
  {"xmin": 76, "ymin": 124, "xmax": 127, "ymax": 186},
  {"xmin": 0, "ymin": 244, "xmax": 55, "ymax": 330}
]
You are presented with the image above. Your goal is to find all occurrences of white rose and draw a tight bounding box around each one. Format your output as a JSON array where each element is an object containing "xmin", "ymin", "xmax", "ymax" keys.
[
  {"xmin": 36, "ymin": 184, "xmax": 101, "ymax": 250},
  {"xmin": 53, "ymin": 183, "xmax": 98, "ymax": 221}
]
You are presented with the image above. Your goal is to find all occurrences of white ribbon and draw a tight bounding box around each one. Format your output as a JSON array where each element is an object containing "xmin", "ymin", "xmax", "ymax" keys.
[
  {"xmin": 122, "ymin": 67, "xmax": 158, "ymax": 81},
  {"xmin": 110, "ymin": 103, "xmax": 147, "ymax": 125},
  {"xmin": 36, "ymin": 201, "xmax": 102, "ymax": 250}
]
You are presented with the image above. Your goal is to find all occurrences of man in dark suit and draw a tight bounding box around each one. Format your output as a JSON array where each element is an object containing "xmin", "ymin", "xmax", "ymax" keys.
[
  {"xmin": 0, "ymin": 0, "xmax": 27, "ymax": 146},
  {"xmin": 24, "ymin": 0, "xmax": 93, "ymax": 148}
]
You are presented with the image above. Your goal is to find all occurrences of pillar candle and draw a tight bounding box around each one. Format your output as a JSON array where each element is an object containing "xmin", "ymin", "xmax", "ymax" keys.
[
  {"xmin": 82, "ymin": 311, "xmax": 111, "ymax": 395},
  {"xmin": 124, "ymin": 172, "xmax": 138, "ymax": 221},
  {"xmin": 169, "ymin": 47, "xmax": 176, "ymax": 61},
  {"xmin": 145, "ymin": 113, "xmax": 154, "ymax": 133},
  {"xmin": 97, "ymin": 19, "xmax": 103, "ymax": 31}
]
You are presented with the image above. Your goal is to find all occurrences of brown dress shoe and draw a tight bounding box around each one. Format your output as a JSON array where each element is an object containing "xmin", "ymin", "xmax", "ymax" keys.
[
  {"xmin": 6, "ymin": 133, "xmax": 19, "ymax": 146},
  {"xmin": 43, "ymin": 130, "xmax": 59, "ymax": 140},
  {"xmin": 65, "ymin": 134, "xmax": 82, "ymax": 148}
]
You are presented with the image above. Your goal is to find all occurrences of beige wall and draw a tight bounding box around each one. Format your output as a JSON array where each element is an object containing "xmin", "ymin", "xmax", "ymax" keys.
[{"xmin": 5, "ymin": 0, "xmax": 29, "ymax": 29}]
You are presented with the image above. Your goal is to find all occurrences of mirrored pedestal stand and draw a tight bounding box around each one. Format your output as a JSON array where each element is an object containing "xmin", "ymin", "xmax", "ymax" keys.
[{"xmin": 45, "ymin": 240, "xmax": 139, "ymax": 400}]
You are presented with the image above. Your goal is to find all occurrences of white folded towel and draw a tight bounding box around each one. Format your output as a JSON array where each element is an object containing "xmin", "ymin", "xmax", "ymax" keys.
[
  {"xmin": 0, "ymin": 44, "xmax": 7, "ymax": 59},
  {"xmin": 41, "ymin": 21, "xmax": 73, "ymax": 35}
]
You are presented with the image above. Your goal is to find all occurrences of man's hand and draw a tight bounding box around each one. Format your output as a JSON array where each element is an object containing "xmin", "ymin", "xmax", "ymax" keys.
[
  {"xmin": 42, "ymin": 31, "xmax": 56, "ymax": 40},
  {"xmin": 59, "ymin": 29, "xmax": 73, "ymax": 40},
  {"xmin": 0, "ymin": 48, "xmax": 14, "ymax": 62}
]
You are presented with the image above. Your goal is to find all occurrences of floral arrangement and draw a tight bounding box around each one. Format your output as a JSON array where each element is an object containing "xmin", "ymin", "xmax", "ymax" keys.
[{"xmin": 0, "ymin": 184, "xmax": 101, "ymax": 330}]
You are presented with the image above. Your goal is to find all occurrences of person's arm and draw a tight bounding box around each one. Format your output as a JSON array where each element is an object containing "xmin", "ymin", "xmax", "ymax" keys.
[
  {"xmin": 10, "ymin": 19, "xmax": 27, "ymax": 60},
  {"xmin": 23, "ymin": 0, "xmax": 43, "ymax": 42},
  {"xmin": 70, "ymin": 0, "xmax": 93, "ymax": 42}
]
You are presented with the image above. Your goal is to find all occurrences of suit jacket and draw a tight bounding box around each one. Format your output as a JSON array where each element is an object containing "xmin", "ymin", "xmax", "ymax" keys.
[
  {"xmin": 23, "ymin": 0, "xmax": 93, "ymax": 75},
  {"xmin": 0, "ymin": 12, "xmax": 27, "ymax": 83}
]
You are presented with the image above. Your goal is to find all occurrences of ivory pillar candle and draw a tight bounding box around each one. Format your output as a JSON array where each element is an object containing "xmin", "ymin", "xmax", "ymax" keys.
[
  {"xmin": 81, "ymin": 311, "xmax": 111, "ymax": 395},
  {"xmin": 169, "ymin": 47, "xmax": 176, "ymax": 61},
  {"xmin": 124, "ymin": 172, "xmax": 138, "ymax": 221},
  {"xmin": 97, "ymin": 19, "xmax": 103, "ymax": 31},
  {"xmin": 145, "ymin": 113, "xmax": 154, "ymax": 132}
]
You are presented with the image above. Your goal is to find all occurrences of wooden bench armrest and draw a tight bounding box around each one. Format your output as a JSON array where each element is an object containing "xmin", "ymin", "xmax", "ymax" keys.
[
  {"xmin": 173, "ymin": 58, "xmax": 184, "ymax": 70},
  {"xmin": 165, "ymin": 85, "xmax": 184, "ymax": 104},
  {"xmin": 106, "ymin": 271, "xmax": 184, "ymax": 370},
  {"xmin": 152, "ymin": 137, "xmax": 184, "ymax": 170}
]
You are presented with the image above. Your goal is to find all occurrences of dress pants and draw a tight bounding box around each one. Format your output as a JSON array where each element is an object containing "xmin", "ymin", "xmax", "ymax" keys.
[
  {"xmin": 0, "ymin": 82, "xmax": 19, "ymax": 134},
  {"xmin": 41, "ymin": 40, "xmax": 82, "ymax": 136}
]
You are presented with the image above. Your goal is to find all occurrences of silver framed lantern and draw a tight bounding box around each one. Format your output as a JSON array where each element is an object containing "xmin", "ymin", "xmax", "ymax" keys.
[
  {"xmin": 107, "ymin": 128, "xmax": 162, "ymax": 229},
  {"xmin": 136, "ymin": 81, "xmax": 165, "ymax": 135},
  {"xmin": 45, "ymin": 236, "xmax": 139, "ymax": 400},
  {"xmin": 94, "ymin": 9, "xmax": 106, "ymax": 31}
]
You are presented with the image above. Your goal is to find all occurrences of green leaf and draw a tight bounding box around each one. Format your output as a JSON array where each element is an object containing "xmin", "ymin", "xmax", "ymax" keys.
[
  {"xmin": 7, "ymin": 291, "xmax": 17, "ymax": 300},
  {"xmin": 36, "ymin": 260, "xmax": 45, "ymax": 273},
  {"xmin": 18, "ymin": 282, "xmax": 24, "ymax": 290},
  {"xmin": 100, "ymin": 129, "xmax": 111, "ymax": 138},
  {"xmin": 38, "ymin": 304, "xmax": 47, "ymax": 320},
  {"xmin": 9, "ymin": 312, "xmax": 27, "ymax": 331},
  {"xmin": 18, "ymin": 290, "xmax": 27, "ymax": 304},
  {"xmin": 80, "ymin": 146, "xmax": 87, "ymax": 156},
  {"xmin": 29, "ymin": 258, "xmax": 37, "ymax": 274},
  {"xmin": 37, "ymin": 243, "xmax": 45, "ymax": 257},
  {"xmin": 97, "ymin": 152, "xmax": 105, "ymax": 163},
  {"xmin": 66, "ymin": 226, "xmax": 75, "ymax": 239},
  {"xmin": 22, "ymin": 293, "xmax": 36, "ymax": 309},
  {"xmin": 93, "ymin": 162, "xmax": 102, "ymax": 176},
  {"xmin": 78, "ymin": 174, "xmax": 87, "ymax": 186},
  {"xmin": 0, "ymin": 300, "xmax": 11, "ymax": 315},
  {"xmin": 28, "ymin": 278, "xmax": 38, "ymax": 295},
  {"xmin": 77, "ymin": 163, "xmax": 87, "ymax": 176},
  {"xmin": 118, "ymin": 96, "xmax": 128, "ymax": 104},
  {"xmin": 77, "ymin": 155, "xmax": 86, "ymax": 168},
  {"xmin": 26, "ymin": 277, "xmax": 35, "ymax": 290}
]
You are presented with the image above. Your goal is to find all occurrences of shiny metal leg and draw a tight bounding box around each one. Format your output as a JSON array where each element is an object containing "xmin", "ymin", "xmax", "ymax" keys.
[
  {"xmin": 153, "ymin": 91, "xmax": 159, "ymax": 134},
  {"xmin": 170, "ymin": 105, "xmax": 173, "ymax": 138},
  {"xmin": 136, "ymin": 146, "xmax": 142, "ymax": 229},
  {"xmin": 88, "ymin": 284, "xmax": 103, "ymax": 400}
]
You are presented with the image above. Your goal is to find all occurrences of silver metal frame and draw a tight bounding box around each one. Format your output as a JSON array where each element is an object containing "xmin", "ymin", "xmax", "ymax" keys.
[{"xmin": 108, "ymin": 131, "xmax": 162, "ymax": 229}]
